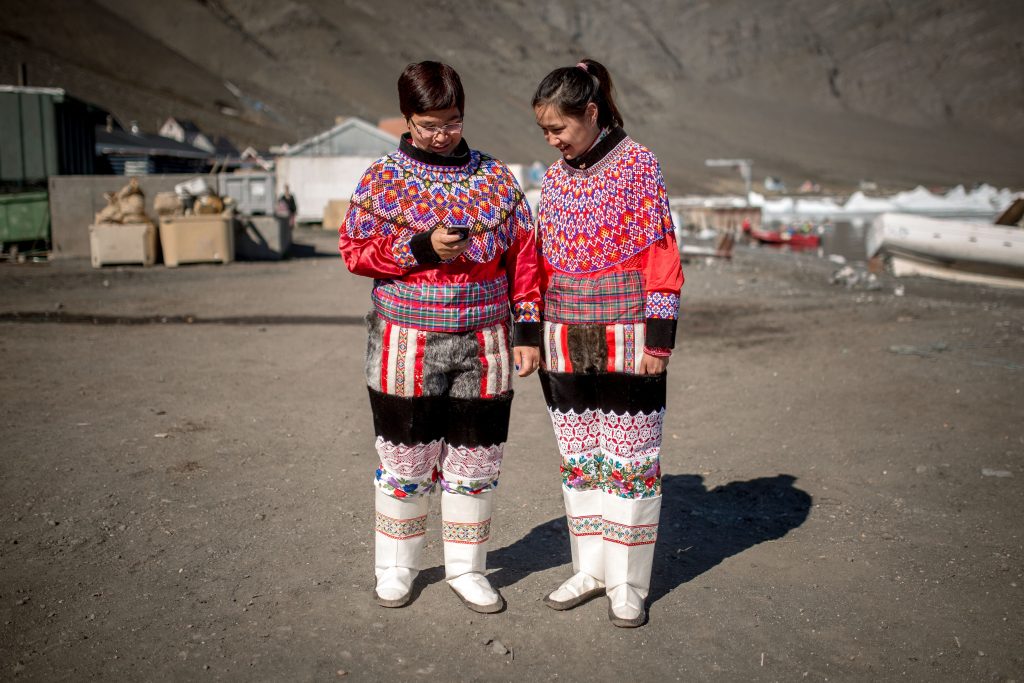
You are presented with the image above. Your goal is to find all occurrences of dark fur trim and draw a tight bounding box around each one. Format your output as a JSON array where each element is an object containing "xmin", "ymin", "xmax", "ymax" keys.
[
  {"xmin": 566, "ymin": 324, "xmax": 609, "ymax": 374},
  {"xmin": 367, "ymin": 387, "xmax": 513, "ymax": 447},
  {"xmin": 540, "ymin": 370, "xmax": 666, "ymax": 415},
  {"xmin": 445, "ymin": 393, "xmax": 513, "ymax": 448},
  {"xmin": 400, "ymin": 133, "xmax": 471, "ymax": 167},
  {"xmin": 563, "ymin": 127, "xmax": 627, "ymax": 170}
]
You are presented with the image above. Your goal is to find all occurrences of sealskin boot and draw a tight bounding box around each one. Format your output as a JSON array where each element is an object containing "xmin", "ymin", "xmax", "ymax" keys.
[
  {"xmin": 442, "ymin": 490, "xmax": 504, "ymax": 614},
  {"xmin": 545, "ymin": 488, "xmax": 606, "ymax": 610},
  {"xmin": 373, "ymin": 488, "xmax": 428, "ymax": 607},
  {"xmin": 603, "ymin": 494, "xmax": 661, "ymax": 628}
]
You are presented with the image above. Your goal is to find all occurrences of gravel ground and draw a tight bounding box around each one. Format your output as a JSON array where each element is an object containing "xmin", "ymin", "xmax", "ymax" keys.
[{"xmin": 1, "ymin": 228, "xmax": 1022, "ymax": 681}]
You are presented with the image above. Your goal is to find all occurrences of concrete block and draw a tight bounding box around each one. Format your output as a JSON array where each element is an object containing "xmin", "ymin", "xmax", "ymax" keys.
[
  {"xmin": 234, "ymin": 215, "xmax": 292, "ymax": 260},
  {"xmin": 49, "ymin": 174, "xmax": 202, "ymax": 261}
]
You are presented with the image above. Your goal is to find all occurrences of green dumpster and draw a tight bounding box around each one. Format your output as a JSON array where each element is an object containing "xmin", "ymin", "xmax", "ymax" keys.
[{"xmin": 0, "ymin": 191, "xmax": 50, "ymax": 243}]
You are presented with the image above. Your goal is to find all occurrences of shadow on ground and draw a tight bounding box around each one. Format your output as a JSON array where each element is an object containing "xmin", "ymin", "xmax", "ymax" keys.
[
  {"xmin": 650, "ymin": 473, "xmax": 812, "ymax": 603},
  {"xmin": 287, "ymin": 240, "xmax": 338, "ymax": 259},
  {"xmin": 481, "ymin": 473, "xmax": 812, "ymax": 602}
]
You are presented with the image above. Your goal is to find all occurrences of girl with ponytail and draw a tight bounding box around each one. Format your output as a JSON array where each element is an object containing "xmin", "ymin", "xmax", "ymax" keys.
[{"xmin": 531, "ymin": 59, "xmax": 684, "ymax": 628}]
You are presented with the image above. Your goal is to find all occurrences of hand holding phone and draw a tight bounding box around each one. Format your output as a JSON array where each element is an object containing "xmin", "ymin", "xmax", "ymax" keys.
[
  {"xmin": 446, "ymin": 222, "xmax": 470, "ymax": 242},
  {"xmin": 432, "ymin": 221, "xmax": 472, "ymax": 260}
]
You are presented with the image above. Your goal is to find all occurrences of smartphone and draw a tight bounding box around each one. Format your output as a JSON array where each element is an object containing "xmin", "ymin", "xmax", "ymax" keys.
[{"xmin": 446, "ymin": 221, "xmax": 470, "ymax": 242}]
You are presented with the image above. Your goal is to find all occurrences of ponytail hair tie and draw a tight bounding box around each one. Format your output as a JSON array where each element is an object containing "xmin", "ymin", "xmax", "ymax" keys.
[{"xmin": 576, "ymin": 62, "xmax": 589, "ymax": 73}]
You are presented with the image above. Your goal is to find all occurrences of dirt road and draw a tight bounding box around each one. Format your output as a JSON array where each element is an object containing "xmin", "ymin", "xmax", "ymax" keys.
[{"xmin": 2, "ymin": 229, "xmax": 1022, "ymax": 681}]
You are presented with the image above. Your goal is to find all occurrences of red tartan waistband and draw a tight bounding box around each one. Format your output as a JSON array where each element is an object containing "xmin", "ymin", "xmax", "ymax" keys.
[
  {"xmin": 543, "ymin": 271, "xmax": 644, "ymax": 324},
  {"xmin": 371, "ymin": 276, "xmax": 510, "ymax": 332}
]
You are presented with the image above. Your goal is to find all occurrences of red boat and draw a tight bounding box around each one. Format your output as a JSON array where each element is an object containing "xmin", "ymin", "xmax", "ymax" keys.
[{"xmin": 749, "ymin": 223, "xmax": 821, "ymax": 249}]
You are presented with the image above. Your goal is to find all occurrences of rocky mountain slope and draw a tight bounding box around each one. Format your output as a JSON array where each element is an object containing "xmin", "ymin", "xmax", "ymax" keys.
[{"xmin": 2, "ymin": 0, "xmax": 1022, "ymax": 192}]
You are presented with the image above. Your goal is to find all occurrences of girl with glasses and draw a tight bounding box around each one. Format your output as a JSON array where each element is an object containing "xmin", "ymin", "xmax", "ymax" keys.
[
  {"xmin": 532, "ymin": 58, "xmax": 684, "ymax": 627},
  {"xmin": 339, "ymin": 61, "xmax": 542, "ymax": 614}
]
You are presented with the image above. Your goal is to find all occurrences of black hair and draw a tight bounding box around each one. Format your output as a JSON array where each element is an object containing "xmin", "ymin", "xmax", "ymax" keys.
[
  {"xmin": 397, "ymin": 61, "xmax": 465, "ymax": 118},
  {"xmin": 531, "ymin": 58, "xmax": 623, "ymax": 128}
]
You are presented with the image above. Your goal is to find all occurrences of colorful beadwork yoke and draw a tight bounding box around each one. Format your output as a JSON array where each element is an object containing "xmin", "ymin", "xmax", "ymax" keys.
[
  {"xmin": 538, "ymin": 137, "xmax": 674, "ymax": 274},
  {"xmin": 346, "ymin": 149, "xmax": 530, "ymax": 264}
]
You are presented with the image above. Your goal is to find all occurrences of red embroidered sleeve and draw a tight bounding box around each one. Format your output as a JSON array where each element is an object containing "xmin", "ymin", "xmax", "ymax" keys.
[
  {"xmin": 339, "ymin": 220, "xmax": 419, "ymax": 279},
  {"xmin": 505, "ymin": 202, "xmax": 541, "ymax": 317},
  {"xmin": 642, "ymin": 231, "xmax": 683, "ymax": 320}
]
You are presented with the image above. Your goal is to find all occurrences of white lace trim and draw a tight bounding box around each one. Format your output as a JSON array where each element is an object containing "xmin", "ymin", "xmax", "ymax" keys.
[
  {"xmin": 547, "ymin": 407, "xmax": 665, "ymax": 459},
  {"xmin": 441, "ymin": 443, "xmax": 505, "ymax": 479},
  {"xmin": 375, "ymin": 437, "xmax": 443, "ymax": 478}
]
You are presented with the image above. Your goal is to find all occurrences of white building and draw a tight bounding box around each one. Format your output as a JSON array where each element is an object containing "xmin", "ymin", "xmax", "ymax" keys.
[
  {"xmin": 275, "ymin": 117, "xmax": 400, "ymax": 224},
  {"xmin": 282, "ymin": 117, "xmax": 399, "ymax": 158}
]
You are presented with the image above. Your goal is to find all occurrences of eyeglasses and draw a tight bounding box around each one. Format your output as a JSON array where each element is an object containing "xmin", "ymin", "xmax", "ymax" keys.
[{"xmin": 410, "ymin": 119, "xmax": 464, "ymax": 137}]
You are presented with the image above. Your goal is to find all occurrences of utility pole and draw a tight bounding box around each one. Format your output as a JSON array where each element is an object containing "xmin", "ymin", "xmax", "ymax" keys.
[{"xmin": 705, "ymin": 158, "xmax": 753, "ymax": 203}]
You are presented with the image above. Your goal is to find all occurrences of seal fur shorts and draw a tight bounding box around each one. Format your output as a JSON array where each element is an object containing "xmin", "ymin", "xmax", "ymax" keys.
[{"xmin": 364, "ymin": 311, "xmax": 514, "ymax": 499}]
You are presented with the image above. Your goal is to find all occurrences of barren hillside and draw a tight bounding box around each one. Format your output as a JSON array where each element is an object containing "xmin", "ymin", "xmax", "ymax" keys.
[{"xmin": 2, "ymin": 0, "xmax": 1022, "ymax": 192}]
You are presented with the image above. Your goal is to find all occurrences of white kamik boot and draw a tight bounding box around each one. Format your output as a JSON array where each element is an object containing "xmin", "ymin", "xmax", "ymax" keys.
[
  {"xmin": 603, "ymin": 494, "xmax": 661, "ymax": 627},
  {"xmin": 374, "ymin": 488, "xmax": 429, "ymax": 608},
  {"xmin": 442, "ymin": 490, "xmax": 504, "ymax": 614},
  {"xmin": 544, "ymin": 487, "xmax": 606, "ymax": 610}
]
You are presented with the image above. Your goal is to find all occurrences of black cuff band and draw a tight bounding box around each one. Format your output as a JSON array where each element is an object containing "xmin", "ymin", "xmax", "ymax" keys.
[
  {"xmin": 409, "ymin": 231, "xmax": 441, "ymax": 265},
  {"xmin": 513, "ymin": 321, "xmax": 542, "ymax": 347},
  {"xmin": 645, "ymin": 318, "xmax": 677, "ymax": 350}
]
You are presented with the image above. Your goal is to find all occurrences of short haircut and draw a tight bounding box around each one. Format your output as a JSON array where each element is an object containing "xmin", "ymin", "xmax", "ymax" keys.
[{"xmin": 397, "ymin": 61, "xmax": 465, "ymax": 118}]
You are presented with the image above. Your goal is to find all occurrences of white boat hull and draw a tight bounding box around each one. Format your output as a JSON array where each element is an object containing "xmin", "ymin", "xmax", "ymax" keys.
[
  {"xmin": 867, "ymin": 213, "xmax": 1024, "ymax": 282},
  {"xmin": 889, "ymin": 256, "xmax": 1024, "ymax": 290}
]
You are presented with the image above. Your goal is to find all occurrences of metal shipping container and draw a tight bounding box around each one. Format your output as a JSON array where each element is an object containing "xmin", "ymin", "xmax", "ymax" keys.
[
  {"xmin": 0, "ymin": 87, "xmax": 106, "ymax": 190},
  {"xmin": 218, "ymin": 172, "xmax": 276, "ymax": 215}
]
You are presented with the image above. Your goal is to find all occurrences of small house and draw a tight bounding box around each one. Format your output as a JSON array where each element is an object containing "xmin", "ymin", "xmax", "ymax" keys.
[
  {"xmin": 159, "ymin": 118, "xmax": 216, "ymax": 155},
  {"xmin": 275, "ymin": 117, "xmax": 400, "ymax": 224},
  {"xmin": 282, "ymin": 117, "xmax": 399, "ymax": 158}
]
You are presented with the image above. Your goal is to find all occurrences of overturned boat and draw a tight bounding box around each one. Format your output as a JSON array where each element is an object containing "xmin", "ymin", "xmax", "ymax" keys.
[{"xmin": 867, "ymin": 203, "xmax": 1024, "ymax": 288}]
